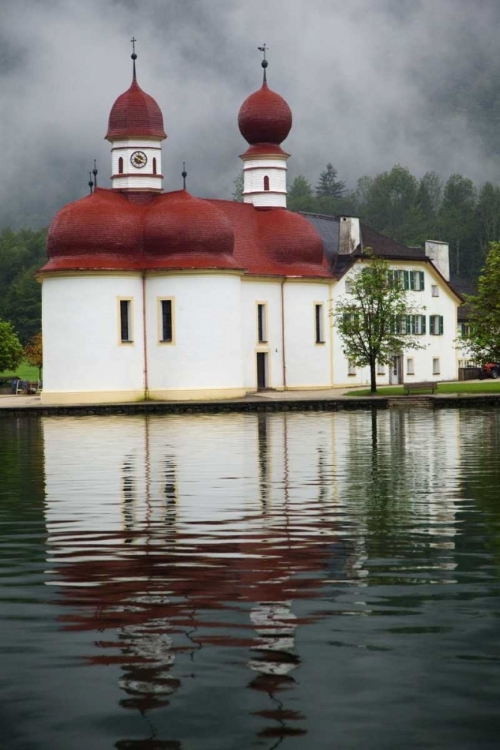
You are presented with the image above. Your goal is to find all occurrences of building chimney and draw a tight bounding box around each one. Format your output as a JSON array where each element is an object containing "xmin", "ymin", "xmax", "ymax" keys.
[
  {"xmin": 339, "ymin": 216, "xmax": 361, "ymax": 254},
  {"xmin": 425, "ymin": 240, "xmax": 450, "ymax": 281}
]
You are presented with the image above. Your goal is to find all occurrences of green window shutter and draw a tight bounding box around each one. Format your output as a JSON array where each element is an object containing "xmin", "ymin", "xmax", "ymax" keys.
[
  {"xmin": 439, "ymin": 316, "xmax": 444, "ymax": 335},
  {"xmin": 419, "ymin": 271, "xmax": 425, "ymax": 291},
  {"xmin": 421, "ymin": 315, "xmax": 426, "ymax": 335},
  {"xmin": 404, "ymin": 271, "xmax": 409, "ymax": 290},
  {"xmin": 429, "ymin": 315, "xmax": 434, "ymax": 334},
  {"xmin": 409, "ymin": 271, "xmax": 415, "ymax": 290},
  {"xmin": 406, "ymin": 315, "xmax": 411, "ymax": 334}
]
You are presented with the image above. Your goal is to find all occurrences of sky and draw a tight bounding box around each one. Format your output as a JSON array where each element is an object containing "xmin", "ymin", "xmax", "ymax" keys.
[{"xmin": 1, "ymin": 0, "xmax": 500, "ymax": 228}]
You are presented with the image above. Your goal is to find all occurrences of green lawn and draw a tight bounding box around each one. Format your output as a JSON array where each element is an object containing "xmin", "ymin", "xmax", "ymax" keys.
[
  {"xmin": 0, "ymin": 360, "xmax": 40, "ymax": 381},
  {"xmin": 350, "ymin": 381, "xmax": 500, "ymax": 397}
]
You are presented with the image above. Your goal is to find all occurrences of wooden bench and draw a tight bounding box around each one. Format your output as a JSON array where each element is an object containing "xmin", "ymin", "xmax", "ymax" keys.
[{"xmin": 404, "ymin": 381, "xmax": 438, "ymax": 395}]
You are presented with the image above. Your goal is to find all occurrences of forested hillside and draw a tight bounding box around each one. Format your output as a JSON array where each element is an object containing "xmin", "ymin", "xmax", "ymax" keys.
[{"xmin": 0, "ymin": 229, "xmax": 46, "ymax": 344}]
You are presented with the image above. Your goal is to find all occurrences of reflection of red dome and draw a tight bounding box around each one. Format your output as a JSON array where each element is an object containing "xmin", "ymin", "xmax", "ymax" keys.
[
  {"xmin": 238, "ymin": 82, "xmax": 292, "ymax": 145},
  {"xmin": 258, "ymin": 209, "xmax": 324, "ymax": 265},
  {"xmin": 106, "ymin": 78, "xmax": 166, "ymax": 140},
  {"xmin": 144, "ymin": 191, "xmax": 234, "ymax": 256},
  {"xmin": 47, "ymin": 189, "xmax": 143, "ymax": 257}
]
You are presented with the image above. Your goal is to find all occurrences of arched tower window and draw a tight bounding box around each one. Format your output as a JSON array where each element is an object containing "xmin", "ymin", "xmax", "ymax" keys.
[
  {"xmin": 263, "ymin": 175, "xmax": 270, "ymax": 191},
  {"xmin": 153, "ymin": 157, "xmax": 157, "ymax": 175},
  {"xmin": 118, "ymin": 157, "xmax": 123, "ymax": 174}
]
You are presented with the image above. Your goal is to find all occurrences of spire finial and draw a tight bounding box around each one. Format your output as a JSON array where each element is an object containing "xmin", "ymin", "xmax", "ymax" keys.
[
  {"xmin": 93, "ymin": 159, "xmax": 98, "ymax": 189},
  {"xmin": 88, "ymin": 171, "xmax": 94, "ymax": 195},
  {"xmin": 182, "ymin": 162, "xmax": 187, "ymax": 190},
  {"xmin": 131, "ymin": 36, "xmax": 137, "ymax": 79},
  {"xmin": 258, "ymin": 43, "xmax": 268, "ymax": 83}
]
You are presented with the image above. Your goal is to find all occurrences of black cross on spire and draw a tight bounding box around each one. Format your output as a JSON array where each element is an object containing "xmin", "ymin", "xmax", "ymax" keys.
[
  {"xmin": 257, "ymin": 43, "xmax": 268, "ymax": 83},
  {"xmin": 182, "ymin": 162, "xmax": 187, "ymax": 190},
  {"xmin": 131, "ymin": 36, "xmax": 137, "ymax": 79}
]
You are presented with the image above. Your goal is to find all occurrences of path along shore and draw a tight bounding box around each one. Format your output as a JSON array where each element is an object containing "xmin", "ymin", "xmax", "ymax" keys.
[{"xmin": 2, "ymin": 384, "xmax": 500, "ymax": 416}]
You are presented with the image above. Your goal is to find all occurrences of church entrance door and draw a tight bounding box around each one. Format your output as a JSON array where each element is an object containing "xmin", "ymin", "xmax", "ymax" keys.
[{"xmin": 257, "ymin": 353, "xmax": 268, "ymax": 390}]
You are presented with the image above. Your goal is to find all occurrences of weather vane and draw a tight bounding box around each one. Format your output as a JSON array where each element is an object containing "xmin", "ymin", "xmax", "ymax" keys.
[{"xmin": 257, "ymin": 43, "xmax": 268, "ymax": 82}]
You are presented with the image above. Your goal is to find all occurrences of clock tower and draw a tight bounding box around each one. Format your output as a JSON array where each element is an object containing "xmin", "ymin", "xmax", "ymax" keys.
[{"xmin": 106, "ymin": 44, "xmax": 167, "ymax": 192}]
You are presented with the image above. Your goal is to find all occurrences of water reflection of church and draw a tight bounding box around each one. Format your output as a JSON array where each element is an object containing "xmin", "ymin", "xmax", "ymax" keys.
[{"xmin": 42, "ymin": 410, "xmax": 463, "ymax": 747}]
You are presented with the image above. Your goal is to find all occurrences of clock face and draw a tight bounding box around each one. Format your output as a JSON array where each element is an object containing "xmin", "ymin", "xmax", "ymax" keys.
[{"xmin": 130, "ymin": 150, "xmax": 148, "ymax": 169}]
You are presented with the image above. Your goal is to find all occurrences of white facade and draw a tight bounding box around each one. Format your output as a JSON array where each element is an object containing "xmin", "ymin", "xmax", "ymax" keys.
[{"xmin": 332, "ymin": 258, "xmax": 460, "ymax": 387}]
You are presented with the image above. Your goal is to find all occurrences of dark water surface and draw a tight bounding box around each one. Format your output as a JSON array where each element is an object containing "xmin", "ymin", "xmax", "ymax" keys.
[{"xmin": 1, "ymin": 409, "xmax": 500, "ymax": 749}]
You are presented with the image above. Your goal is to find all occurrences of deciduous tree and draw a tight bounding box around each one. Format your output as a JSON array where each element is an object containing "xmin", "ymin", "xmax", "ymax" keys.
[
  {"xmin": 334, "ymin": 252, "xmax": 426, "ymax": 393},
  {"xmin": 24, "ymin": 331, "xmax": 43, "ymax": 379},
  {"xmin": 0, "ymin": 319, "xmax": 23, "ymax": 373},
  {"xmin": 461, "ymin": 241, "xmax": 500, "ymax": 363}
]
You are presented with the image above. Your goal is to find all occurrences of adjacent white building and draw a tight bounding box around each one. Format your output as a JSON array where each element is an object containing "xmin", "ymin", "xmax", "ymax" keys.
[{"xmin": 39, "ymin": 54, "xmax": 462, "ymax": 404}]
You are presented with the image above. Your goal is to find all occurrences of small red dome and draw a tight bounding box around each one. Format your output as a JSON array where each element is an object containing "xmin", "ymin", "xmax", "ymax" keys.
[
  {"xmin": 144, "ymin": 191, "xmax": 234, "ymax": 256},
  {"xmin": 106, "ymin": 78, "xmax": 166, "ymax": 140},
  {"xmin": 258, "ymin": 209, "xmax": 324, "ymax": 266},
  {"xmin": 47, "ymin": 189, "xmax": 143, "ymax": 257},
  {"xmin": 238, "ymin": 82, "xmax": 292, "ymax": 145}
]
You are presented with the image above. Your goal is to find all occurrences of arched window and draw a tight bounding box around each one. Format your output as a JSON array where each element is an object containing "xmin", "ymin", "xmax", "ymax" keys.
[
  {"xmin": 263, "ymin": 175, "xmax": 270, "ymax": 191},
  {"xmin": 153, "ymin": 157, "xmax": 157, "ymax": 175},
  {"xmin": 118, "ymin": 157, "xmax": 123, "ymax": 174}
]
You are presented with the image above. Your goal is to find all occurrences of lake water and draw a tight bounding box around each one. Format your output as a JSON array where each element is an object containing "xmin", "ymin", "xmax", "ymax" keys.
[{"xmin": 1, "ymin": 409, "xmax": 500, "ymax": 749}]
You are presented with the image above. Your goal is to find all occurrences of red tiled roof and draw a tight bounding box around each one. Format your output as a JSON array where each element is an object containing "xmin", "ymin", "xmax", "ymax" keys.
[
  {"xmin": 106, "ymin": 78, "xmax": 166, "ymax": 140},
  {"xmin": 41, "ymin": 189, "xmax": 329, "ymax": 277},
  {"xmin": 238, "ymin": 82, "xmax": 292, "ymax": 146}
]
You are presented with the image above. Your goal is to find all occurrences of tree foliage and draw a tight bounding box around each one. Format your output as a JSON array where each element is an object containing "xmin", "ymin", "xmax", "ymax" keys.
[
  {"xmin": 334, "ymin": 252, "xmax": 426, "ymax": 393},
  {"xmin": 461, "ymin": 241, "xmax": 500, "ymax": 363},
  {"xmin": 0, "ymin": 318, "xmax": 24, "ymax": 372},
  {"xmin": 315, "ymin": 163, "xmax": 346, "ymax": 199},
  {"xmin": 24, "ymin": 331, "xmax": 43, "ymax": 378},
  {"xmin": 0, "ymin": 228, "xmax": 46, "ymax": 343}
]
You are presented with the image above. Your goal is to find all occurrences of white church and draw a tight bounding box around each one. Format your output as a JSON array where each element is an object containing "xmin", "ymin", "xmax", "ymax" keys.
[{"xmin": 39, "ymin": 52, "xmax": 462, "ymax": 404}]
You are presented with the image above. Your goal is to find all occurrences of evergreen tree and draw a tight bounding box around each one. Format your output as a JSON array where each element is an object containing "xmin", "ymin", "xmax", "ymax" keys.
[
  {"xmin": 315, "ymin": 163, "xmax": 346, "ymax": 199},
  {"xmin": 232, "ymin": 172, "xmax": 244, "ymax": 202},
  {"xmin": 438, "ymin": 174, "xmax": 477, "ymax": 277}
]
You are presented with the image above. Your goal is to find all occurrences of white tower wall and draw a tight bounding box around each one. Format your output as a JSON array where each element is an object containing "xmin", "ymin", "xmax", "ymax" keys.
[
  {"xmin": 110, "ymin": 138, "xmax": 163, "ymax": 191},
  {"xmin": 242, "ymin": 156, "xmax": 288, "ymax": 208}
]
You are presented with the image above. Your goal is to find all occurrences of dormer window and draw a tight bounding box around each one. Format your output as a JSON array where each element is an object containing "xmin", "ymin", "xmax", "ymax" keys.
[{"xmin": 263, "ymin": 175, "xmax": 270, "ymax": 191}]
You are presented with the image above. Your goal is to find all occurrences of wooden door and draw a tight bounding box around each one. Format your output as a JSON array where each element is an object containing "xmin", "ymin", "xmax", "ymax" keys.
[{"xmin": 257, "ymin": 353, "xmax": 267, "ymax": 390}]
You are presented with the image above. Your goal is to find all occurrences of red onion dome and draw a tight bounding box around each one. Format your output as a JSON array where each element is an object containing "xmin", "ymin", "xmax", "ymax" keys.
[
  {"xmin": 144, "ymin": 191, "xmax": 234, "ymax": 256},
  {"xmin": 238, "ymin": 82, "xmax": 292, "ymax": 145},
  {"xmin": 106, "ymin": 78, "xmax": 166, "ymax": 140},
  {"xmin": 47, "ymin": 189, "xmax": 143, "ymax": 257},
  {"xmin": 258, "ymin": 209, "xmax": 324, "ymax": 265}
]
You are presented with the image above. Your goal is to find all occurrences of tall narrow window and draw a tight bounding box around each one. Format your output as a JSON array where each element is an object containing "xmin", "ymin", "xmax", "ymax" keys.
[
  {"xmin": 348, "ymin": 360, "xmax": 356, "ymax": 376},
  {"xmin": 315, "ymin": 303, "xmax": 325, "ymax": 343},
  {"xmin": 118, "ymin": 156, "xmax": 124, "ymax": 174},
  {"xmin": 161, "ymin": 300, "xmax": 173, "ymax": 342},
  {"xmin": 429, "ymin": 315, "xmax": 444, "ymax": 335},
  {"xmin": 257, "ymin": 304, "xmax": 267, "ymax": 343},
  {"xmin": 377, "ymin": 362, "xmax": 385, "ymax": 375},
  {"xmin": 433, "ymin": 357, "xmax": 440, "ymax": 375},
  {"xmin": 153, "ymin": 157, "xmax": 157, "ymax": 175},
  {"xmin": 120, "ymin": 300, "xmax": 132, "ymax": 343},
  {"xmin": 263, "ymin": 175, "xmax": 270, "ymax": 191},
  {"xmin": 407, "ymin": 358, "xmax": 415, "ymax": 375}
]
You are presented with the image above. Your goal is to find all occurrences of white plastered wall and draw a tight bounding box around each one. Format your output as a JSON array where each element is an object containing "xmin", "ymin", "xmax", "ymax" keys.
[
  {"xmin": 241, "ymin": 280, "xmax": 285, "ymax": 391},
  {"xmin": 282, "ymin": 281, "xmax": 332, "ymax": 388},
  {"xmin": 145, "ymin": 273, "xmax": 245, "ymax": 400},
  {"xmin": 41, "ymin": 274, "xmax": 145, "ymax": 403}
]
